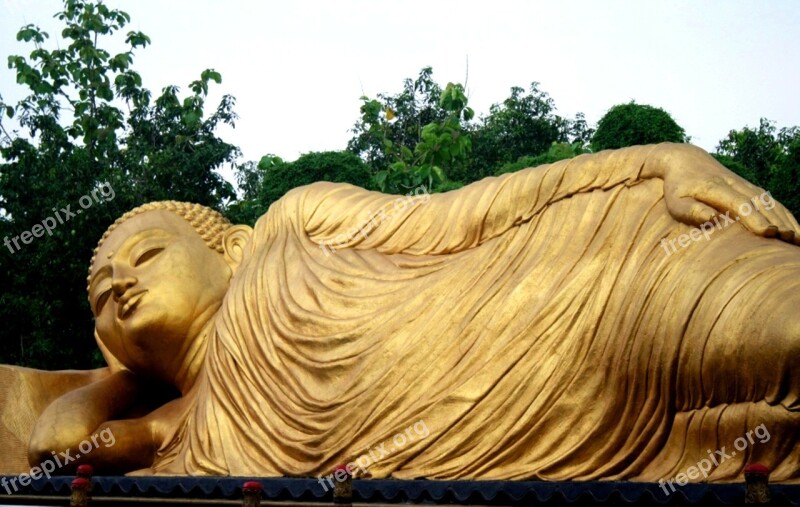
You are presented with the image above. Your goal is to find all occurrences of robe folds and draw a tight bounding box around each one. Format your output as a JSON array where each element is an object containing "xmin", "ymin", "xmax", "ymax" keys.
[{"xmin": 152, "ymin": 145, "xmax": 800, "ymax": 482}]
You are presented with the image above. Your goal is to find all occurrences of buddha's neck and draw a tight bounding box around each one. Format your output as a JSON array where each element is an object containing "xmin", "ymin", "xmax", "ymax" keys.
[{"xmin": 170, "ymin": 308, "xmax": 217, "ymax": 395}]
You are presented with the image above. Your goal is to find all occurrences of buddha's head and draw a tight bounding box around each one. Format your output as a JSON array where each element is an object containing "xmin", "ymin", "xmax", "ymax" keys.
[{"xmin": 87, "ymin": 201, "xmax": 251, "ymax": 388}]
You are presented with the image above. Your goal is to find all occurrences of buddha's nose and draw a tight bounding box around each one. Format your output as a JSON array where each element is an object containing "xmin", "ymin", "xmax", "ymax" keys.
[{"xmin": 111, "ymin": 276, "xmax": 137, "ymax": 300}]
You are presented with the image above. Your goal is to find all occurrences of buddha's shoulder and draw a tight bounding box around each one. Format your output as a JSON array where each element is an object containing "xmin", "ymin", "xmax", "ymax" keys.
[{"xmin": 278, "ymin": 181, "xmax": 374, "ymax": 204}]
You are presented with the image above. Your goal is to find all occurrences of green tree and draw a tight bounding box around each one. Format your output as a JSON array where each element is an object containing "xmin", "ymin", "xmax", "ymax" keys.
[
  {"xmin": 716, "ymin": 118, "xmax": 782, "ymax": 185},
  {"xmin": 116, "ymin": 78, "xmax": 238, "ymax": 209},
  {"xmin": 0, "ymin": 0, "xmax": 239, "ymax": 368},
  {"xmin": 566, "ymin": 112, "xmax": 595, "ymax": 150},
  {"xmin": 591, "ymin": 102, "xmax": 686, "ymax": 151},
  {"xmin": 468, "ymin": 83, "xmax": 568, "ymax": 180},
  {"xmin": 495, "ymin": 142, "xmax": 591, "ymax": 176},
  {"xmin": 228, "ymin": 151, "xmax": 374, "ymax": 226},
  {"xmin": 348, "ymin": 67, "xmax": 446, "ymax": 173},
  {"xmin": 350, "ymin": 69, "xmax": 473, "ymax": 194},
  {"xmin": 715, "ymin": 118, "xmax": 800, "ymax": 218}
]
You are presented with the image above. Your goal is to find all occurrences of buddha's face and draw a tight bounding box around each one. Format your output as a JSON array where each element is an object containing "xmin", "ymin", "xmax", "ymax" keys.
[{"xmin": 88, "ymin": 210, "xmax": 231, "ymax": 374}]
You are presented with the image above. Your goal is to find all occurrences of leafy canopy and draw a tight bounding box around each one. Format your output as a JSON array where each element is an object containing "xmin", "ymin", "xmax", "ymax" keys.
[
  {"xmin": 349, "ymin": 68, "xmax": 474, "ymax": 194},
  {"xmin": 715, "ymin": 118, "xmax": 800, "ymax": 218},
  {"xmin": 591, "ymin": 102, "xmax": 686, "ymax": 151},
  {"xmin": 0, "ymin": 0, "xmax": 239, "ymax": 368}
]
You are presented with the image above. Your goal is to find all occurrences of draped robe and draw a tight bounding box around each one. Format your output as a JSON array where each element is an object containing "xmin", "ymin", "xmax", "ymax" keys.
[{"xmin": 152, "ymin": 146, "xmax": 800, "ymax": 482}]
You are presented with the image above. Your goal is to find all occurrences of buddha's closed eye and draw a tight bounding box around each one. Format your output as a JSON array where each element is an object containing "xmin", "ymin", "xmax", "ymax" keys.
[
  {"xmin": 134, "ymin": 247, "xmax": 164, "ymax": 267},
  {"xmin": 95, "ymin": 289, "xmax": 111, "ymax": 314}
]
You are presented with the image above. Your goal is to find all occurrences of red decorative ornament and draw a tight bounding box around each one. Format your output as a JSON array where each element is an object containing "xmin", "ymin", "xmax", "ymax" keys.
[
  {"xmin": 242, "ymin": 480, "xmax": 263, "ymax": 491},
  {"xmin": 71, "ymin": 477, "xmax": 90, "ymax": 488},
  {"xmin": 744, "ymin": 463, "xmax": 770, "ymax": 477},
  {"xmin": 76, "ymin": 464, "xmax": 93, "ymax": 476}
]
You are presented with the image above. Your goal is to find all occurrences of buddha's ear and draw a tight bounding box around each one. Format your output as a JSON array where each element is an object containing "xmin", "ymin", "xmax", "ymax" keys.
[
  {"xmin": 223, "ymin": 225, "xmax": 253, "ymax": 271},
  {"xmin": 94, "ymin": 330, "xmax": 127, "ymax": 374}
]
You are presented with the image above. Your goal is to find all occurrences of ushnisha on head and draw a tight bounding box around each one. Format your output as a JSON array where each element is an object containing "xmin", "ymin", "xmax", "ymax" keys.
[{"xmin": 86, "ymin": 201, "xmax": 251, "ymax": 391}]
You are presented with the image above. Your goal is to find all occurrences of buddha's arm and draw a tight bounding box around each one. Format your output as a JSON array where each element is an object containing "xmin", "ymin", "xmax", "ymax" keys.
[
  {"xmin": 27, "ymin": 370, "xmax": 162, "ymax": 472},
  {"xmin": 639, "ymin": 143, "xmax": 799, "ymax": 241},
  {"xmin": 62, "ymin": 393, "xmax": 193, "ymax": 474},
  {"xmin": 475, "ymin": 143, "xmax": 799, "ymax": 243},
  {"xmin": 298, "ymin": 144, "xmax": 799, "ymax": 255}
]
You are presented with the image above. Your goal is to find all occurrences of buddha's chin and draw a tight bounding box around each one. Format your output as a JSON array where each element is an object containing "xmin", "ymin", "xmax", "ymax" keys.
[
  {"xmin": 120, "ymin": 303, "xmax": 194, "ymax": 352},
  {"xmin": 121, "ymin": 305, "xmax": 169, "ymax": 350}
]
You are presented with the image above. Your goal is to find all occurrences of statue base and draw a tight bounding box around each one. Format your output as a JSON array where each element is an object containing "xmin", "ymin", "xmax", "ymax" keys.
[{"xmin": 0, "ymin": 476, "xmax": 798, "ymax": 506}]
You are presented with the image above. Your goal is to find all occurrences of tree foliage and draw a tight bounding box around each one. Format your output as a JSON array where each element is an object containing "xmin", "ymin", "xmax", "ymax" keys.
[
  {"xmin": 716, "ymin": 118, "xmax": 800, "ymax": 218},
  {"xmin": 0, "ymin": 0, "xmax": 239, "ymax": 368},
  {"xmin": 353, "ymin": 80, "xmax": 473, "ymax": 194},
  {"xmin": 591, "ymin": 102, "xmax": 686, "ymax": 151},
  {"xmin": 469, "ymin": 83, "xmax": 567, "ymax": 179},
  {"xmin": 348, "ymin": 71, "xmax": 591, "ymax": 187},
  {"xmin": 495, "ymin": 142, "xmax": 591, "ymax": 176},
  {"xmin": 348, "ymin": 67, "xmax": 445, "ymax": 174},
  {"xmin": 228, "ymin": 151, "xmax": 374, "ymax": 225}
]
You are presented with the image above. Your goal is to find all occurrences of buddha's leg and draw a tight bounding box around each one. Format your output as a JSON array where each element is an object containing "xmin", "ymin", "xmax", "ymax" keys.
[
  {"xmin": 663, "ymin": 229, "xmax": 800, "ymax": 482},
  {"xmin": 695, "ymin": 249, "xmax": 800, "ymax": 412}
]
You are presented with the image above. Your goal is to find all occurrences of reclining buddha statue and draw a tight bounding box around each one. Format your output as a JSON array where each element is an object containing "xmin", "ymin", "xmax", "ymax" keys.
[{"xmin": 2, "ymin": 143, "xmax": 799, "ymax": 483}]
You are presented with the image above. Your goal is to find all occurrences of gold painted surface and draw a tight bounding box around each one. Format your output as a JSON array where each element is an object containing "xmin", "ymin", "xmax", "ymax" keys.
[
  {"xmin": 0, "ymin": 366, "xmax": 109, "ymax": 474},
  {"xmin": 10, "ymin": 144, "xmax": 800, "ymax": 482}
]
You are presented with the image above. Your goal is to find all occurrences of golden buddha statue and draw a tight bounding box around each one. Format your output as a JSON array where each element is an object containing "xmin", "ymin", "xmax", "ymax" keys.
[{"xmin": 3, "ymin": 143, "xmax": 799, "ymax": 483}]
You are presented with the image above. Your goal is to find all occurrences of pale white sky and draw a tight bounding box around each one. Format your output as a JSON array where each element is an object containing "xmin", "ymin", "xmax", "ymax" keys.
[{"xmin": 1, "ymin": 0, "xmax": 799, "ymax": 179}]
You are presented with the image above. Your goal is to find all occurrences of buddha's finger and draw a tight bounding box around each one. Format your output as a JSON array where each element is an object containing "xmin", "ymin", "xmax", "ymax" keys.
[
  {"xmin": 728, "ymin": 174, "xmax": 766, "ymax": 196},
  {"xmin": 725, "ymin": 175, "xmax": 762, "ymax": 200},
  {"xmin": 787, "ymin": 209, "xmax": 800, "ymax": 245},
  {"xmin": 737, "ymin": 209, "xmax": 780, "ymax": 238},
  {"xmin": 665, "ymin": 195, "xmax": 718, "ymax": 226},
  {"xmin": 779, "ymin": 230, "xmax": 796, "ymax": 244},
  {"xmin": 688, "ymin": 182, "xmax": 753, "ymax": 221},
  {"xmin": 663, "ymin": 177, "xmax": 718, "ymax": 225},
  {"xmin": 775, "ymin": 205, "xmax": 800, "ymax": 238},
  {"xmin": 783, "ymin": 206, "xmax": 800, "ymax": 230},
  {"xmin": 704, "ymin": 185, "xmax": 793, "ymax": 241},
  {"xmin": 724, "ymin": 179, "xmax": 783, "ymax": 222},
  {"xmin": 720, "ymin": 175, "xmax": 799, "ymax": 242},
  {"xmin": 765, "ymin": 207, "xmax": 798, "ymax": 243},
  {"xmin": 774, "ymin": 209, "xmax": 800, "ymax": 245},
  {"xmin": 683, "ymin": 182, "xmax": 780, "ymax": 238},
  {"xmin": 754, "ymin": 199, "xmax": 800, "ymax": 243}
]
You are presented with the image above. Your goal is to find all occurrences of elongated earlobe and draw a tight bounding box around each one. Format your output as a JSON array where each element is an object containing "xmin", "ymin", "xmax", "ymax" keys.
[
  {"xmin": 223, "ymin": 225, "xmax": 253, "ymax": 271},
  {"xmin": 94, "ymin": 330, "xmax": 127, "ymax": 373}
]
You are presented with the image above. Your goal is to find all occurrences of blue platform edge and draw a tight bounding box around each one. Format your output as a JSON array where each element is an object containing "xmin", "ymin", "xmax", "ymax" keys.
[{"xmin": 1, "ymin": 475, "xmax": 798, "ymax": 505}]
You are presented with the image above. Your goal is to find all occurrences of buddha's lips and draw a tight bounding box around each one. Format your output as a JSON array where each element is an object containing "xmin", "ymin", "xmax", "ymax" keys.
[{"xmin": 119, "ymin": 291, "xmax": 146, "ymax": 319}]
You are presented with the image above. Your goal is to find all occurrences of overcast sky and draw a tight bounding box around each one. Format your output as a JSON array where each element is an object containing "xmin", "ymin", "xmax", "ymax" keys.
[{"xmin": 1, "ymin": 0, "xmax": 799, "ymax": 175}]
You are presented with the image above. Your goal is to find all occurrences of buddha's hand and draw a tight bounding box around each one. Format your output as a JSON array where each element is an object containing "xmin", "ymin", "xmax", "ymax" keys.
[{"xmin": 645, "ymin": 143, "xmax": 800, "ymax": 245}]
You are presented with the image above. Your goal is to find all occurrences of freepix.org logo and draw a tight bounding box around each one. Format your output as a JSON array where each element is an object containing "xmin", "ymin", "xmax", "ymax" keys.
[
  {"xmin": 4, "ymin": 182, "xmax": 115, "ymax": 254},
  {"xmin": 658, "ymin": 423, "xmax": 771, "ymax": 495},
  {"xmin": 2, "ymin": 428, "xmax": 116, "ymax": 494}
]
